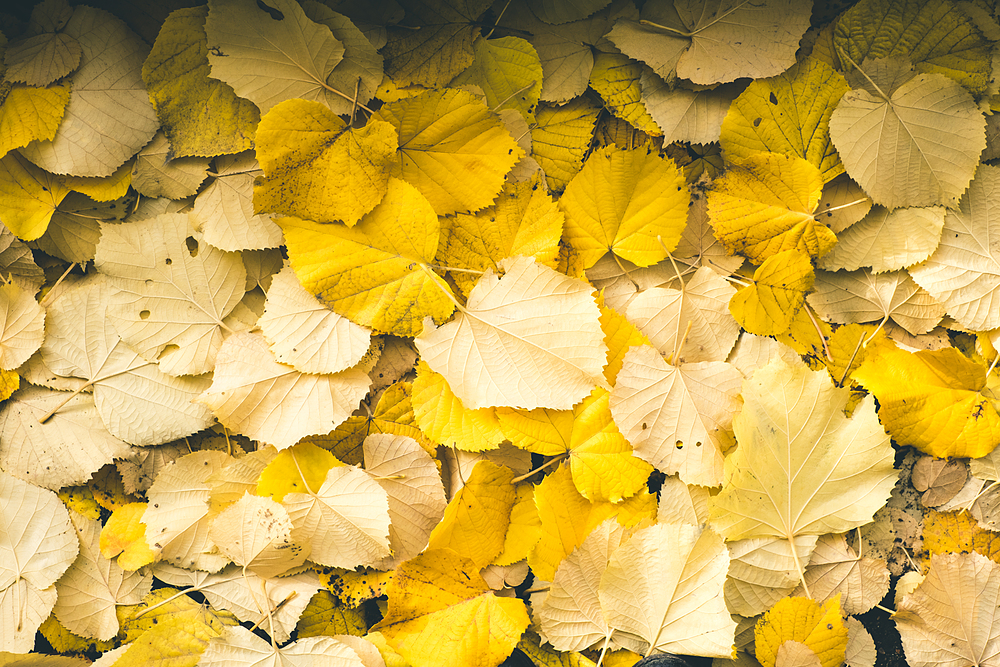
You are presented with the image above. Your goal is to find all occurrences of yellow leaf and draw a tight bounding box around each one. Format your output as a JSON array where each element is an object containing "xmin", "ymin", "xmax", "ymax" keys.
[
  {"xmin": 589, "ymin": 52, "xmax": 661, "ymax": 137},
  {"xmin": 294, "ymin": 590, "xmax": 367, "ymax": 638},
  {"xmin": 88, "ymin": 464, "xmax": 134, "ymax": 512},
  {"xmin": 257, "ymin": 442, "xmax": 343, "ymax": 502},
  {"xmin": 729, "ymin": 250, "xmax": 815, "ymax": 336},
  {"xmin": 427, "ymin": 460, "xmax": 516, "ymax": 568},
  {"xmin": 143, "ymin": 6, "xmax": 258, "ymax": 158},
  {"xmin": 922, "ymin": 509, "xmax": 1000, "ymax": 566},
  {"xmin": 498, "ymin": 387, "xmax": 652, "ymax": 502},
  {"xmin": 411, "ymin": 360, "xmax": 505, "ymax": 452},
  {"xmin": 0, "ymin": 367, "xmax": 18, "ymax": 402},
  {"xmin": 0, "ymin": 84, "xmax": 70, "ymax": 158},
  {"xmin": 532, "ymin": 97, "xmax": 602, "ymax": 192},
  {"xmin": 529, "ymin": 463, "xmax": 656, "ymax": 581},
  {"xmin": 376, "ymin": 88, "xmax": 524, "ymax": 216},
  {"xmin": 373, "ymin": 549, "xmax": 530, "ymax": 667},
  {"xmin": 318, "ymin": 568, "xmax": 395, "ymax": 607},
  {"xmin": 721, "ymin": 58, "xmax": 849, "ymax": 182},
  {"xmin": 853, "ymin": 338, "xmax": 1000, "ymax": 458},
  {"xmin": 0, "ymin": 151, "xmax": 69, "ymax": 241},
  {"xmin": 436, "ymin": 173, "xmax": 564, "ymax": 298},
  {"xmin": 278, "ymin": 177, "xmax": 456, "ymax": 337},
  {"xmin": 559, "ymin": 146, "xmax": 688, "ymax": 270},
  {"xmin": 755, "ymin": 596, "xmax": 847, "ymax": 667},
  {"xmin": 518, "ymin": 630, "xmax": 598, "ymax": 667},
  {"xmin": 708, "ymin": 152, "xmax": 832, "ymax": 263},
  {"xmin": 57, "ymin": 486, "xmax": 101, "ymax": 520},
  {"xmin": 254, "ymin": 99, "xmax": 397, "ymax": 226},
  {"xmin": 59, "ymin": 161, "xmax": 132, "ymax": 202},
  {"xmin": 599, "ymin": 299, "xmax": 651, "ymax": 386},
  {"xmin": 451, "ymin": 36, "xmax": 543, "ymax": 123},
  {"xmin": 39, "ymin": 613, "xmax": 116, "ymax": 656},
  {"xmin": 494, "ymin": 483, "xmax": 542, "ymax": 567}
]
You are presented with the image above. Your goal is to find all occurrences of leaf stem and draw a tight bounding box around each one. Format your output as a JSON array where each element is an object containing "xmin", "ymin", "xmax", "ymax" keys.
[
  {"xmin": 836, "ymin": 328, "xmax": 867, "ymax": 388},
  {"xmin": 836, "ymin": 46, "xmax": 891, "ymax": 102},
  {"xmin": 510, "ymin": 453, "xmax": 569, "ymax": 483},
  {"xmin": 38, "ymin": 359, "xmax": 156, "ymax": 423},
  {"xmin": 39, "ymin": 262, "xmax": 77, "ymax": 309},
  {"xmin": 492, "ymin": 81, "xmax": 537, "ymax": 113},
  {"xmin": 638, "ymin": 19, "xmax": 692, "ymax": 37},
  {"xmin": 804, "ymin": 306, "xmax": 833, "ymax": 362},
  {"xmin": 788, "ymin": 536, "xmax": 812, "ymax": 599},
  {"xmin": 485, "ymin": 0, "xmax": 512, "ymax": 38},
  {"xmin": 813, "ymin": 197, "xmax": 870, "ymax": 220}
]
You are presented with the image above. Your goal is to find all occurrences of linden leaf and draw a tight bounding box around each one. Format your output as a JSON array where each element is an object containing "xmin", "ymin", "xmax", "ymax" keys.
[
  {"xmin": 39, "ymin": 275, "xmax": 215, "ymax": 446},
  {"xmin": 204, "ymin": 0, "xmax": 345, "ymax": 114},
  {"xmin": 94, "ymin": 212, "xmax": 247, "ymax": 377},
  {"xmin": 375, "ymin": 88, "xmax": 523, "ymax": 216},
  {"xmin": 3, "ymin": 31, "xmax": 80, "ymax": 87},
  {"xmin": 792, "ymin": 533, "xmax": 890, "ymax": 617},
  {"xmin": 451, "ymin": 36, "xmax": 543, "ymax": 123},
  {"xmin": 808, "ymin": 269, "xmax": 945, "ymax": 336},
  {"xmin": 724, "ymin": 536, "xmax": 818, "ymax": 617},
  {"xmin": 829, "ymin": 68, "xmax": 985, "ymax": 210},
  {"xmin": 278, "ymin": 177, "xmax": 455, "ymax": 337},
  {"xmin": 610, "ymin": 345, "xmax": 741, "ymax": 488},
  {"xmin": 54, "ymin": 512, "xmax": 151, "ymax": 641},
  {"xmin": 254, "ymin": 99, "xmax": 397, "ymax": 226},
  {"xmin": 531, "ymin": 97, "xmax": 602, "ymax": 191},
  {"xmin": 895, "ymin": 552, "xmax": 1000, "ymax": 667},
  {"xmin": 853, "ymin": 338, "xmax": 1000, "ymax": 459},
  {"xmin": 0, "ymin": 85, "xmax": 70, "ymax": 159},
  {"xmin": 19, "ymin": 6, "xmax": 159, "ymax": 178},
  {"xmin": 908, "ymin": 165, "xmax": 1000, "ymax": 331},
  {"xmin": 196, "ymin": 332, "xmax": 371, "ymax": 450},
  {"xmin": 606, "ymin": 0, "xmax": 812, "ymax": 85},
  {"xmin": 372, "ymin": 549, "xmax": 530, "ymax": 667},
  {"xmin": 499, "ymin": 386, "xmax": 653, "ymax": 502},
  {"xmin": 599, "ymin": 522, "xmax": 735, "ymax": 658},
  {"xmin": 416, "ymin": 256, "xmax": 607, "ymax": 410},
  {"xmin": 720, "ymin": 57, "xmax": 850, "ymax": 182},
  {"xmin": 0, "ymin": 280, "xmax": 43, "ymax": 370},
  {"xmin": 142, "ymin": 6, "xmax": 259, "ymax": 159},
  {"xmin": 641, "ymin": 74, "xmax": 742, "ymax": 145},
  {"xmin": 588, "ymin": 52, "xmax": 660, "ymax": 136},
  {"xmin": 834, "ymin": 0, "xmax": 993, "ymax": 95},
  {"xmin": 729, "ymin": 249, "xmax": 815, "ymax": 336},
  {"xmin": 708, "ymin": 358, "xmax": 897, "ymax": 545},
  {"xmin": 0, "ymin": 470, "xmax": 78, "ymax": 652},
  {"xmin": 258, "ymin": 265, "xmax": 372, "ymax": 375},
  {"xmin": 817, "ymin": 205, "xmax": 945, "ymax": 273},
  {"xmin": 0, "ymin": 386, "xmax": 133, "ymax": 491},
  {"xmin": 363, "ymin": 433, "xmax": 447, "ymax": 568},
  {"xmin": 427, "ymin": 460, "xmax": 515, "ymax": 568},
  {"xmin": 755, "ymin": 596, "xmax": 848, "ymax": 667},
  {"xmin": 100, "ymin": 502, "xmax": 156, "ymax": 571},
  {"xmin": 200, "ymin": 626, "xmax": 365, "ymax": 667},
  {"xmin": 708, "ymin": 152, "xmax": 832, "ymax": 263},
  {"xmin": 559, "ymin": 146, "xmax": 689, "ymax": 270},
  {"xmin": 208, "ymin": 493, "xmax": 308, "ymax": 578},
  {"xmin": 190, "ymin": 153, "xmax": 282, "ymax": 252},
  {"xmin": 381, "ymin": 0, "xmax": 490, "ymax": 88},
  {"xmin": 411, "ymin": 360, "xmax": 505, "ymax": 452},
  {"xmin": 0, "ymin": 151, "xmax": 69, "ymax": 241}
]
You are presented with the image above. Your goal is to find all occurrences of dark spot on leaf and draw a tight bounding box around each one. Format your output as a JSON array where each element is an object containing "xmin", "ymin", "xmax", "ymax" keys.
[
  {"xmin": 753, "ymin": 117, "xmax": 762, "ymax": 127},
  {"xmin": 186, "ymin": 236, "xmax": 199, "ymax": 256}
]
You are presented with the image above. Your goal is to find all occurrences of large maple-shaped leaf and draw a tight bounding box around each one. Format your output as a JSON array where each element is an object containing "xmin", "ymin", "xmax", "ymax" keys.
[
  {"xmin": 559, "ymin": 145, "xmax": 688, "ymax": 269},
  {"xmin": 607, "ymin": 0, "xmax": 811, "ymax": 85},
  {"xmin": 708, "ymin": 358, "xmax": 897, "ymax": 550},
  {"xmin": 204, "ymin": 0, "xmax": 345, "ymax": 114},
  {"xmin": 416, "ymin": 256, "xmax": 607, "ymax": 410},
  {"xmin": 373, "ymin": 549, "xmax": 530, "ymax": 667},
  {"xmin": 196, "ymin": 332, "xmax": 371, "ymax": 450},
  {"xmin": 0, "ymin": 471, "xmax": 79, "ymax": 652},
  {"xmin": 278, "ymin": 177, "xmax": 456, "ymax": 337},
  {"xmin": 19, "ymin": 5, "xmax": 158, "ymax": 177},
  {"xmin": 853, "ymin": 338, "xmax": 1000, "ymax": 459},
  {"xmin": 610, "ymin": 344, "xmax": 741, "ymax": 487},
  {"xmin": 721, "ymin": 57, "xmax": 849, "ymax": 182},
  {"xmin": 375, "ymin": 88, "xmax": 523, "ymax": 216},
  {"xmin": 39, "ymin": 275, "xmax": 214, "ymax": 446},
  {"xmin": 908, "ymin": 165, "xmax": 1000, "ymax": 331},
  {"xmin": 94, "ymin": 212, "xmax": 247, "ymax": 377},
  {"xmin": 600, "ymin": 521, "xmax": 735, "ymax": 658}
]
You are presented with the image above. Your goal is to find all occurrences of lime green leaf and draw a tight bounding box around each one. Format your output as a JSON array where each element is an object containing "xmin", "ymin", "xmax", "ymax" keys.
[
  {"xmin": 18, "ymin": 6, "xmax": 159, "ymax": 178},
  {"xmin": 451, "ymin": 36, "xmax": 542, "ymax": 123},
  {"xmin": 0, "ymin": 84, "xmax": 70, "ymax": 159},
  {"xmin": 381, "ymin": 0, "xmax": 491, "ymax": 88},
  {"xmin": 0, "ymin": 151, "xmax": 69, "ymax": 241},
  {"xmin": 708, "ymin": 152, "xmax": 832, "ymax": 263},
  {"xmin": 607, "ymin": 0, "xmax": 811, "ymax": 85},
  {"xmin": 835, "ymin": 0, "xmax": 993, "ymax": 95},
  {"xmin": 829, "ymin": 68, "xmax": 985, "ymax": 209},
  {"xmin": 853, "ymin": 338, "xmax": 1000, "ymax": 459},
  {"xmin": 142, "ymin": 6, "xmax": 259, "ymax": 159},
  {"xmin": 278, "ymin": 177, "xmax": 456, "ymax": 337},
  {"xmin": 376, "ymin": 88, "xmax": 523, "ymax": 216},
  {"xmin": 205, "ymin": 0, "xmax": 345, "ymax": 113},
  {"xmin": 721, "ymin": 58, "xmax": 850, "ymax": 183},
  {"xmin": 729, "ymin": 249, "xmax": 815, "ymax": 336},
  {"xmin": 531, "ymin": 97, "xmax": 602, "ymax": 192},
  {"xmin": 589, "ymin": 52, "xmax": 661, "ymax": 136},
  {"xmin": 254, "ymin": 99, "xmax": 398, "ymax": 226},
  {"xmin": 559, "ymin": 146, "xmax": 688, "ymax": 269}
]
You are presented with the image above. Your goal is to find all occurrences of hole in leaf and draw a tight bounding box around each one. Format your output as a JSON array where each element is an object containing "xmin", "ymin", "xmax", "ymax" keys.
[
  {"xmin": 164, "ymin": 258, "xmax": 172, "ymax": 265},
  {"xmin": 186, "ymin": 236, "xmax": 199, "ymax": 256},
  {"xmin": 158, "ymin": 344, "xmax": 180, "ymax": 360},
  {"xmin": 769, "ymin": 92, "xmax": 778, "ymax": 104},
  {"xmin": 139, "ymin": 310, "xmax": 150, "ymax": 320},
  {"xmin": 675, "ymin": 441, "xmax": 683, "ymax": 449}
]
